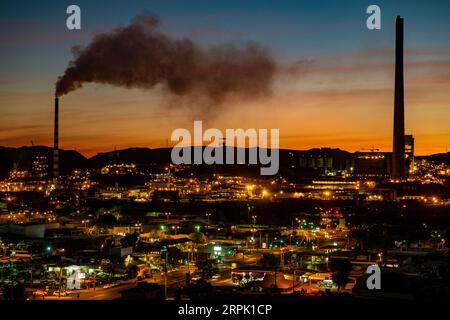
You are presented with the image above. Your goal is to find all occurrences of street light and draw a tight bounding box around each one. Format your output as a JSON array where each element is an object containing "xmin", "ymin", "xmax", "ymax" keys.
[
  {"xmin": 171, "ymin": 225, "xmax": 180, "ymax": 235},
  {"xmin": 205, "ymin": 213, "xmax": 211, "ymax": 225},
  {"xmin": 247, "ymin": 205, "xmax": 253, "ymax": 224},
  {"xmin": 252, "ymin": 215, "xmax": 257, "ymax": 226},
  {"xmin": 82, "ymin": 220, "xmax": 89, "ymax": 228},
  {"xmin": 251, "ymin": 215, "xmax": 257, "ymax": 248}
]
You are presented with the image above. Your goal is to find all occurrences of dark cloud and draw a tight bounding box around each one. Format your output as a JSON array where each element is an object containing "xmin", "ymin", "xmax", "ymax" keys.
[{"xmin": 56, "ymin": 13, "xmax": 277, "ymax": 105}]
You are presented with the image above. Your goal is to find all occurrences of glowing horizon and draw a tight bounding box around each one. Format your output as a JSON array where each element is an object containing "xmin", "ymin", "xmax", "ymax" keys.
[{"xmin": 1, "ymin": 1, "xmax": 449, "ymax": 157}]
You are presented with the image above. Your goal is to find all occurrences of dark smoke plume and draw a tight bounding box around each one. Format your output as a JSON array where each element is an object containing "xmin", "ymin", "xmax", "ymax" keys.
[{"xmin": 55, "ymin": 13, "xmax": 276, "ymax": 102}]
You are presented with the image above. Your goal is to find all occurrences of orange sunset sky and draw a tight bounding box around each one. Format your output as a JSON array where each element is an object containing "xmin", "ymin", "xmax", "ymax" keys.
[{"xmin": 1, "ymin": 1, "xmax": 449, "ymax": 157}]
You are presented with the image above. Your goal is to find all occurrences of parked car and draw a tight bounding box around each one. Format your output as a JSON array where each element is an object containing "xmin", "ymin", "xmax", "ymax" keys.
[
  {"xmin": 52, "ymin": 290, "xmax": 68, "ymax": 296},
  {"xmin": 191, "ymin": 275, "xmax": 201, "ymax": 281},
  {"xmin": 33, "ymin": 290, "xmax": 48, "ymax": 297}
]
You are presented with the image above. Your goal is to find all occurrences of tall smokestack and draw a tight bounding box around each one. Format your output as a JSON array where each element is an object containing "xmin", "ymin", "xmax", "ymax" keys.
[
  {"xmin": 53, "ymin": 96, "xmax": 59, "ymax": 182},
  {"xmin": 392, "ymin": 16, "xmax": 405, "ymax": 181}
]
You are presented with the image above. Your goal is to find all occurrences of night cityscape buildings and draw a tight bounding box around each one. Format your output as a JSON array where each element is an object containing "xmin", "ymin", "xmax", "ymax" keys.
[{"xmin": 1, "ymin": 3, "xmax": 450, "ymax": 313}]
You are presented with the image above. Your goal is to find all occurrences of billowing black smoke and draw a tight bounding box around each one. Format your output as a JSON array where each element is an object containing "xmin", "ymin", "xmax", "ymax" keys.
[{"xmin": 55, "ymin": 13, "xmax": 277, "ymax": 103}]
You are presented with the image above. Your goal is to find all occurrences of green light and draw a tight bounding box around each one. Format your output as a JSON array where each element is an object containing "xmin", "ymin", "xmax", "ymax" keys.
[
  {"xmin": 195, "ymin": 225, "xmax": 201, "ymax": 232},
  {"xmin": 160, "ymin": 225, "xmax": 166, "ymax": 231}
]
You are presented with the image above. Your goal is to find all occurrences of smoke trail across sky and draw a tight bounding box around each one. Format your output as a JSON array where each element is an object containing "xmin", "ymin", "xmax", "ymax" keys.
[{"xmin": 55, "ymin": 13, "xmax": 278, "ymax": 105}]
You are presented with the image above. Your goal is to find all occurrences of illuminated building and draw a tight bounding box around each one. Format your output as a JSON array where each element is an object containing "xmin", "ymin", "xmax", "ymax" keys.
[
  {"xmin": 296, "ymin": 148, "xmax": 352, "ymax": 175},
  {"xmin": 353, "ymin": 152, "xmax": 391, "ymax": 177},
  {"xmin": 404, "ymin": 134, "xmax": 414, "ymax": 173},
  {"xmin": 32, "ymin": 155, "xmax": 49, "ymax": 179},
  {"xmin": 100, "ymin": 163, "xmax": 137, "ymax": 175}
]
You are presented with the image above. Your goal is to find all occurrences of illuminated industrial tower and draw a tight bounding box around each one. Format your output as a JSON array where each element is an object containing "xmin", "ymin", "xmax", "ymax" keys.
[
  {"xmin": 392, "ymin": 16, "xmax": 406, "ymax": 180},
  {"xmin": 53, "ymin": 96, "xmax": 59, "ymax": 182}
]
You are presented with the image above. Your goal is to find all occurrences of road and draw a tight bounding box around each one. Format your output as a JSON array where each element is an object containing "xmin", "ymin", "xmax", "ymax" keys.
[
  {"xmin": 43, "ymin": 280, "xmax": 136, "ymax": 300},
  {"xmin": 43, "ymin": 265, "xmax": 196, "ymax": 300}
]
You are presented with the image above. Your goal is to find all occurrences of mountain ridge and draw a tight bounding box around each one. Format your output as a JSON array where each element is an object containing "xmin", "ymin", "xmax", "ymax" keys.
[{"xmin": 1, "ymin": 145, "xmax": 448, "ymax": 179}]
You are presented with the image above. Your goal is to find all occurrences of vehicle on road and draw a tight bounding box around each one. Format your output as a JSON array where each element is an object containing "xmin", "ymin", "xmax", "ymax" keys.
[
  {"xmin": 33, "ymin": 290, "xmax": 48, "ymax": 297},
  {"xmin": 103, "ymin": 281, "xmax": 125, "ymax": 289},
  {"xmin": 191, "ymin": 275, "xmax": 201, "ymax": 281},
  {"xmin": 52, "ymin": 290, "xmax": 70, "ymax": 296}
]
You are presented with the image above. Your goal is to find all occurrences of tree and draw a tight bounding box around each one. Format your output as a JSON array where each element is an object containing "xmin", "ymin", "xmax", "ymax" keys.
[
  {"xmin": 122, "ymin": 233, "xmax": 138, "ymax": 247},
  {"xmin": 259, "ymin": 254, "xmax": 278, "ymax": 267},
  {"xmin": 330, "ymin": 259, "xmax": 352, "ymax": 292},
  {"xmin": 184, "ymin": 279, "xmax": 212, "ymax": 300},
  {"xmin": 97, "ymin": 214, "xmax": 117, "ymax": 226},
  {"xmin": 349, "ymin": 229, "xmax": 367, "ymax": 249},
  {"xmin": 104, "ymin": 264, "xmax": 115, "ymax": 281},
  {"xmin": 196, "ymin": 260, "xmax": 218, "ymax": 280},
  {"xmin": 3, "ymin": 284, "xmax": 25, "ymax": 300},
  {"xmin": 189, "ymin": 232, "xmax": 207, "ymax": 262},
  {"xmin": 126, "ymin": 264, "xmax": 139, "ymax": 279},
  {"xmin": 189, "ymin": 232, "xmax": 207, "ymax": 245}
]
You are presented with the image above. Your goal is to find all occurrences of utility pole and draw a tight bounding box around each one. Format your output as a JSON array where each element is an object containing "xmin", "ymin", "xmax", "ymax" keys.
[
  {"xmin": 292, "ymin": 270, "xmax": 295, "ymax": 292},
  {"xmin": 290, "ymin": 219, "xmax": 294, "ymax": 245},
  {"xmin": 274, "ymin": 269, "xmax": 277, "ymax": 288},
  {"xmin": 167, "ymin": 165, "xmax": 172, "ymax": 189},
  {"xmin": 147, "ymin": 253, "xmax": 153, "ymax": 279},
  {"xmin": 161, "ymin": 247, "xmax": 169, "ymax": 299},
  {"xmin": 292, "ymin": 270, "xmax": 300, "ymax": 293},
  {"xmin": 58, "ymin": 266, "xmax": 63, "ymax": 298}
]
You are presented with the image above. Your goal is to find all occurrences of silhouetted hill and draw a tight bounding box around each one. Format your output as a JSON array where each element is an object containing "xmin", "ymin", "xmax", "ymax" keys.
[
  {"xmin": 421, "ymin": 152, "xmax": 450, "ymax": 165},
  {"xmin": 0, "ymin": 146, "xmax": 353, "ymax": 179},
  {"xmin": 1, "ymin": 145, "xmax": 446, "ymax": 180},
  {"xmin": 88, "ymin": 147, "xmax": 173, "ymax": 169}
]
